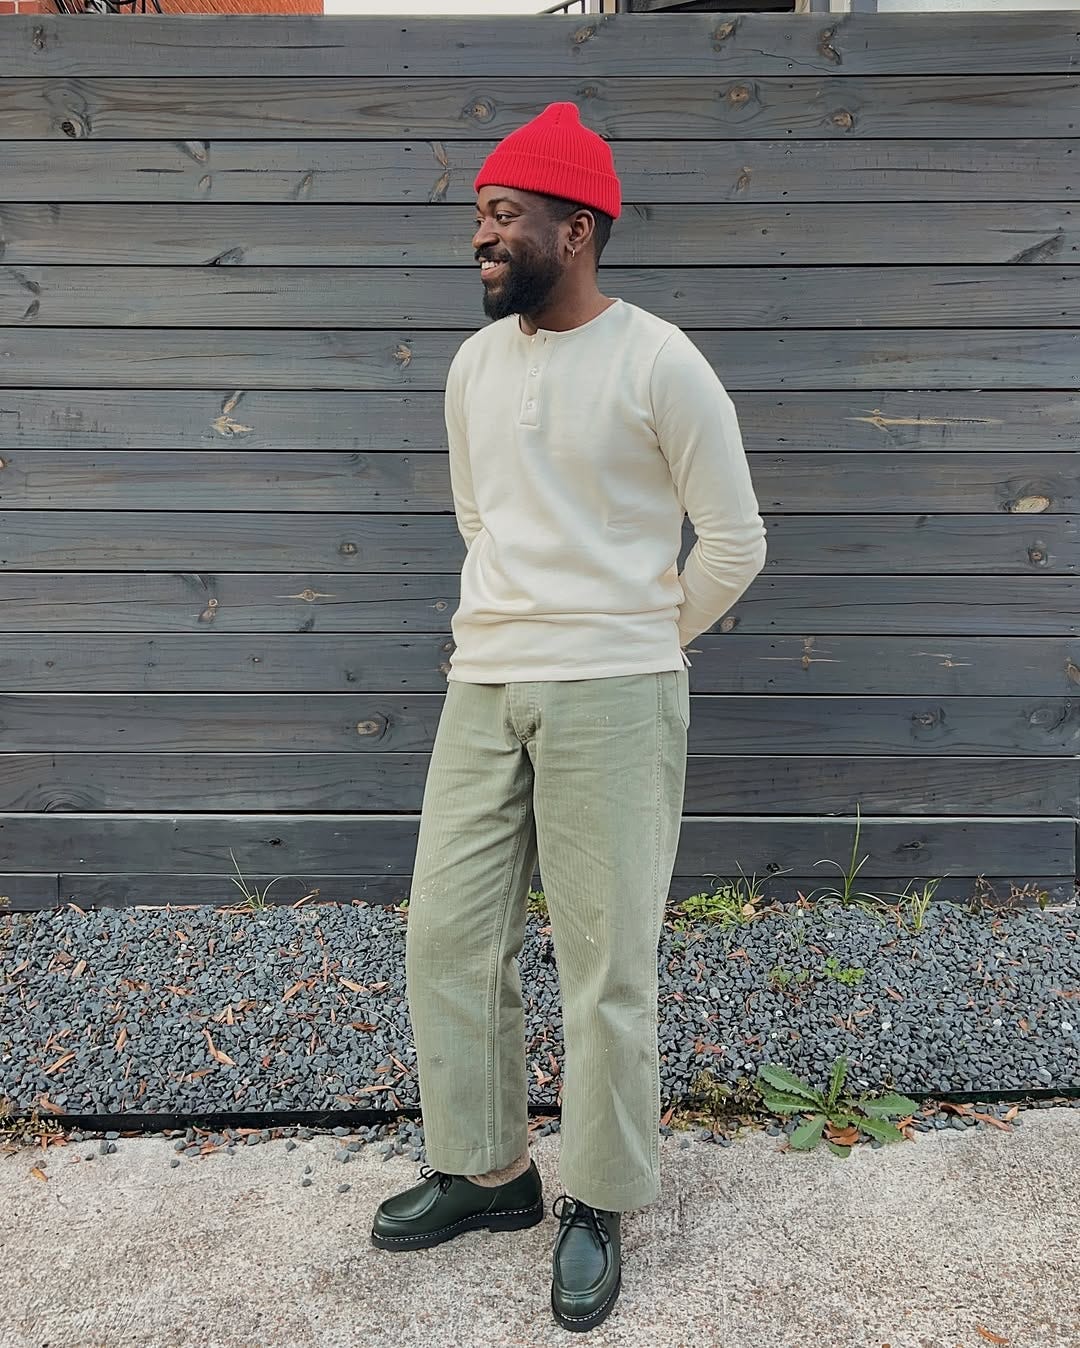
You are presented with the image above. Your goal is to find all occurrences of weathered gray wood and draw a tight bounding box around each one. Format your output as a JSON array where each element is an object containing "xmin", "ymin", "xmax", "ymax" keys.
[
  {"xmin": 0, "ymin": 511, "xmax": 463, "ymax": 571},
  {"xmin": 4, "ymin": 329, "xmax": 1077, "ymax": 390},
  {"xmin": 1, "ymin": 139, "xmax": 1073, "ymax": 204},
  {"xmin": 2, "ymin": 752, "xmax": 1074, "ymax": 817},
  {"xmin": 0, "ymin": 636, "xmax": 455, "ymax": 693},
  {"xmin": 5, "ymin": 14, "xmax": 1078, "ymax": 78},
  {"xmin": 8, "ymin": 266, "xmax": 1079, "ymax": 329},
  {"xmin": 0, "ymin": 573, "xmax": 460, "ymax": 632},
  {"xmin": 1, "ymin": 511, "xmax": 1073, "ymax": 574},
  {"xmin": 2, "ymin": 634, "xmax": 1072, "ymax": 696},
  {"xmin": 0, "ymin": 874, "xmax": 58, "ymax": 909},
  {"xmin": 2, "ymin": 390, "xmax": 1075, "ymax": 452},
  {"xmin": 2, "ymin": 203, "xmax": 1075, "ymax": 266},
  {"xmin": 5, "ymin": 76, "xmax": 1078, "ymax": 141},
  {"xmin": 3, "ymin": 450, "xmax": 1075, "ymax": 515},
  {"xmin": 1, "ymin": 694, "xmax": 1075, "ymax": 755},
  {"xmin": 0, "ymin": 451, "xmax": 453, "ymax": 512},
  {"xmin": 31, "ymin": 870, "xmax": 1073, "ymax": 915},
  {"xmin": 0, "ymin": 812, "xmax": 1071, "ymax": 876},
  {"xmin": 0, "ymin": 573, "xmax": 1073, "ymax": 635},
  {"xmin": 755, "ymin": 515, "xmax": 1078, "ymax": 576}
]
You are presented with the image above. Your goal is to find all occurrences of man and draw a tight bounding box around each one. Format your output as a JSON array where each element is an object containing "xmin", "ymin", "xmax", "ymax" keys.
[{"xmin": 371, "ymin": 102, "xmax": 767, "ymax": 1333}]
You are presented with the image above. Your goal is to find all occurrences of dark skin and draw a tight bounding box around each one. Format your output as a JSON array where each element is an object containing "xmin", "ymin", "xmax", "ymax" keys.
[{"xmin": 473, "ymin": 185, "xmax": 616, "ymax": 335}]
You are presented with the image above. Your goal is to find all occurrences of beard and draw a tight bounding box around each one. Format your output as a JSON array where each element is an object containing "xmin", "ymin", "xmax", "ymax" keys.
[{"xmin": 480, "ymin": 236, "xmax": 563, "ymax": 322}]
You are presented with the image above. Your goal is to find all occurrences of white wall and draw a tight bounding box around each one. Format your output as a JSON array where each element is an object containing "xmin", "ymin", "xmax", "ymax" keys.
[{"xmin": 324, "ymin": 1, "xmax": 565, "ymax": 14}]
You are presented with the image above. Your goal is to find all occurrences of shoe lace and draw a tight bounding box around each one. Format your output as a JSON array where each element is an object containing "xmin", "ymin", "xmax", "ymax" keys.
[
  {"xmin": 551, "ymin": 1194, "xmax": 612, "ymax": 1246},
  {"xmin": 418, "ymin": 1164, "xmax": 454, "ymax": 1194}
]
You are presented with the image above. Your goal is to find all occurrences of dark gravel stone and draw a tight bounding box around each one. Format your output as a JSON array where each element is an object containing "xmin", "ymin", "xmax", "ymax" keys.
[{"xmin": 1, "ymin": 901, "xmax": 1075, "ymax": 1129}]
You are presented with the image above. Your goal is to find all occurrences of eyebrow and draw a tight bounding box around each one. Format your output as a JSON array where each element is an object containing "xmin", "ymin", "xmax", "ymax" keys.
[{"xmin": 474, "ymin": 197, "xmax": 523, "ymax": 212}]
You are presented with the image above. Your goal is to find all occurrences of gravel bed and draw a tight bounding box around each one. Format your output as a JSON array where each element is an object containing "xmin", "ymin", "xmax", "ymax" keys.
[{"xmin": 1, "ymin": 899, "xmax": 1077, "ymax": 1120}]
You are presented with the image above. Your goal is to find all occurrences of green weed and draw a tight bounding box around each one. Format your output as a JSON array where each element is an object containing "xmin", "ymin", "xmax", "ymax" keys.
[{"xmin": 755, "ymin": 1057, "xmax": 918, "ymax": 1157}]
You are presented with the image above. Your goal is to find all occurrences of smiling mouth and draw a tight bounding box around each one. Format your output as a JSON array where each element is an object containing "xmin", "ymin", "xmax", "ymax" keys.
[{"xmin": 480, "ymin": 259, "xmax": 510, "ymax": 284}]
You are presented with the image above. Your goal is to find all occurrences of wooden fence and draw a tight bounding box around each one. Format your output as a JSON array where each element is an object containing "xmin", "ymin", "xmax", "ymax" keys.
[{"xmin": 0, "ymin": 12, "xmax": 1077, "ymax": 910}]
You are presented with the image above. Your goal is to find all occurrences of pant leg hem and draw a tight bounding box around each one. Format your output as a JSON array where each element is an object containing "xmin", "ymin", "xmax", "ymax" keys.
[
  {"xmin": 559, "ymin": 1171, "xmax": 660, "ymax": 1214},
  {"xmin": 423, "ymin": 1138, "xmax": 531, "ymax": 1175}
]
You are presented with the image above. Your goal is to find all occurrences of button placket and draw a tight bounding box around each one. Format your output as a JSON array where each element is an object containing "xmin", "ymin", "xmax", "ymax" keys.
[{"xmin": 519, "ymin": 335, "xmax": 548, "ymax": 426}]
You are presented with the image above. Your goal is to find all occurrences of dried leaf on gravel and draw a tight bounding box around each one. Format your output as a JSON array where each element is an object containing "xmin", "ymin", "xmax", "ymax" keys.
[
  {"xmin": 36, "ymin": 1096, "xmax": 65, "ymax": 1116},
  {"xmin": 203, "ymin": 1029, "xmax": 237, "ymax": 1067},
  {"xmin": 940, "ymin": 1102, "xmax": 972, "ymax": 1117},
  {"xmin": 976, "ymin": 1327, "xmax": 1009, "ymax": 1345},
  {"xmin": 42, "ymin": 1052, "xmax": 75, "ymax": 1076},
  {"xmin": 970, "ymin": 1111, "xmax": 1012, "ymax": 1132},
  {"xmin": 1002, "ymin": 1105, "xmax": 1019, "ymax": 1121},
  {"xmin": 115, "ymin": 1027, "xmax": 128, "ymax": 1052},
  {"xmin": 350, "ymin": 1021, "xmax": 377, "ymax": 1032},
  {"xmin": 71, "ymin": 960, "xmax": 86, "ymax": 978},
  {"xmin": 29, "ymin": 1167, "xmax": 47, "ymax": 1182},
  {"xmin": 338, "ymin": 978, "xmax": 368, "ymax": 993},
  {"xmin": 283, "ymin": 980, "xmax": 307, "ymax": 1002}
]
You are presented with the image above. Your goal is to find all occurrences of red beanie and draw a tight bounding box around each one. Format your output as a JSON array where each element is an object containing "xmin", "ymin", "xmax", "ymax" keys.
[{"xmin": 474, "ymin": 102, "xmax": 622, "ymax": 221}]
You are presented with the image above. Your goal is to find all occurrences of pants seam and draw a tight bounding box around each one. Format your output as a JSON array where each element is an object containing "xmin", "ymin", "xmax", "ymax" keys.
[{"xmin": 483, "ymin": 752, "xmax": 529, "ymax": 1160}]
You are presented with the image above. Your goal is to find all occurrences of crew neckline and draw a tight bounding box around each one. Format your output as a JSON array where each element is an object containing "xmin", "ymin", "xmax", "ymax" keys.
[{"xmin": 516, "ymin": 297, "xmax": 623, "ymax": 340}]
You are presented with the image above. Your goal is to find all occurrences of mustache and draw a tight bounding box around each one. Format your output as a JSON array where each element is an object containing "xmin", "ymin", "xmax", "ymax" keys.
[{"xmin": 476, "ymin": 251, "xmax": 512, "ymax": 263}]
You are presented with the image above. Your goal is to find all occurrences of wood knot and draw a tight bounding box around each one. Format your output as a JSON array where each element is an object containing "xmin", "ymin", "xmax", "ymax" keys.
[
  {"xmin": 1008, "ymin": 494, "xmax": 1050, "ymax": 513},
  {"xmin": 727, "ymin": 85, "xmax": 752, "ymax": 106},
  {"xmin": 817, "ymin": 26, "xmax": 841, "ymax": 65},
  {"xmin": 466, "ymin": 99, "xmax": 495, "ymax": 125},
  {"xmin": 712, "ymin": 20, "xmax": 736, "ymax": 46},
  {"xmin": 33, "ymin": 25, "xmax": 47, "ymax": 51},
  {"xmin": 1027, "ymin": 543, "xmax": 1048, "ymax": 566},
  {"xmin": 911, "ymin": 707, "xmax": 942, "ymax": 729},
  {"xmin": 198, "ymin": 598, "xmax": 219, "ymax": 624},
  {"xmin": 434, "ymin": 600, "xmax": 448, "ymax": 612},
  {"xmin": 355, "ymin": 719, "xmax": 382, "ymax": 737},
  {"xmin": 339, "ymin": 541, "xmax": 358, "ymax": 556},
  {"xmin": 830, "ymin": 110, "xmax": 855, "ymax": 132},
  {"xmin": 1066, "ymin": 658, "xmax": 1080, "ymax": 687},
  {"xmin": 720, "ymin": 616, "xmax": 737, "ymax": 633},
  {"xmin": 572, "ymin": 23, "xmax": 597, "ymax": 45},
  {"xmin": 59, "ymin": 119, "xmax": 86, "ymax": 140}
]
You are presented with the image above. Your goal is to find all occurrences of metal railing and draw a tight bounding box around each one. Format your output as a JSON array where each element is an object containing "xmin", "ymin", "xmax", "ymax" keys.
[{"xmin": 540, "ymin": 1, "xmax": 595, "ymax": 14}]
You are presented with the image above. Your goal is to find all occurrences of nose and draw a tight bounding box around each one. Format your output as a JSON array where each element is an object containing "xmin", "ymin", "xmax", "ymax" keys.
[{"xmin": 473, "ymin": 219, "xmax": 499, "ymax": 254}]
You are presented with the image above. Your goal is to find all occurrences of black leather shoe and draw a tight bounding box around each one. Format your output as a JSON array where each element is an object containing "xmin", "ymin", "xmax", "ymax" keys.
[
  {"xmin": 550, "ymin": 1195, "xmax": 622, "ymax": 1332},
  {"xmin": 370, "ymin": 1161, "xmax": 544, "ymax": 1251}
]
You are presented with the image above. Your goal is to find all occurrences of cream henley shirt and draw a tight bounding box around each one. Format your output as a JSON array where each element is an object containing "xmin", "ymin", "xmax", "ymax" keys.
[{"xmin": 444, "ymin": 297, "xmax": 768, "ymax": 684}]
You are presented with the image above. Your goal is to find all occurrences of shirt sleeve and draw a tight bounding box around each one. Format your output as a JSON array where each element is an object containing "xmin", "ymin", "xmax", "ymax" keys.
[
  {"xmin": 444, "ymin": 347, "xmax": 482, "ymax": 549},
  {"xmin": 649, "ymin": 330, "xmax": 768, "ymax": 649}
]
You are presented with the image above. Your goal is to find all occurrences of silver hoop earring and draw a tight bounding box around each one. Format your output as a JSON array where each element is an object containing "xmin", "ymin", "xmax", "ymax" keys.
[{"xmin": 569, "ymin": 246, "xmax": 576, "ymax": 259}]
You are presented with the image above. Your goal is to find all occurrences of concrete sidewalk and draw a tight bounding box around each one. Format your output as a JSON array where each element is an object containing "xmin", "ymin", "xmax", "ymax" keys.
[{"xmin": 2, "ymin": 1111, "xmax": 1077, "ymax": 1348}]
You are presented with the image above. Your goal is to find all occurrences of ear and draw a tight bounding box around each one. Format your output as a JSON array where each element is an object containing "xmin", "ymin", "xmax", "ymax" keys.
[{"xmin": 567, "ymin": 207, "xmax": 595, "ymax": 253}]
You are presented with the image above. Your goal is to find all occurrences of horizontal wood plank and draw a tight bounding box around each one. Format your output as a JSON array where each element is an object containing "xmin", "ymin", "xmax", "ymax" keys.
[
  {"xmin": 2, "ymin": 203, "xmax": 1075, "ymax": 266},
  {"xmin": 4, "ymin": 76, "xmax": 1079, "ymax": 141},
  {"xmin": 32, "ymin": 870, "xmax": 1072, "ymax": 913},
  {"xmin": 1, "ymin": 694, "xmax": 1075, "ymax": 755},
  {"xmin": 1, "ymin": 511, "xmax": 1073, "ymax": 574},
  {"xmin": 2, "ymin": 390, "xmax": 1075, "ymax": 452},
  {"xmin": 7, "ymin": 265, "xmax": 1080, "ymax": 329},
  {"xmin": 2, "ymin": 450, "xmax": 1075, "ymax": 515},
  {"xmin": 0, "ymin": 812, "xmax": 1071, "ymax": 876},
  {"xmin": 1, "ymin": 139, "xmax": 1074, "ymax": 204},
  {"xmin": 2, "ymin": 634, "xmax": 1073, "ymax": 696},
  {"xmin": 3, "ymin": 329, "xmax": 1078, "ymax": 391},
  {"xmin": 5, "ymin": 14, "xmax": 1078, "ymax": 78},
  {"xmin": 0, "ymin": 573, "xmax": 1073, "ymax": 635},
  {"xmin": 2, "ymin": 752, "xmax": 1074, "ymax": 817}
]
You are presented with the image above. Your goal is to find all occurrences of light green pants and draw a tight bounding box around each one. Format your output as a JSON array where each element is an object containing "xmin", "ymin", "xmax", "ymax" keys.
[{"xmin": 404, "ymin": 670, "xmax": 689, "ymax": 1212}]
